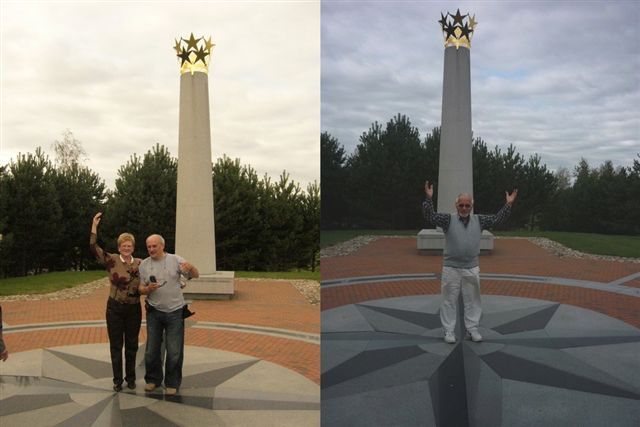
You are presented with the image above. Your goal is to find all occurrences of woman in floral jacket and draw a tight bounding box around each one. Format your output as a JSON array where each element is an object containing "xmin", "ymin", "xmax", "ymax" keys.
[{"xmin": 90, "ymin": 212, "xmax": 142, "ymax": 392}]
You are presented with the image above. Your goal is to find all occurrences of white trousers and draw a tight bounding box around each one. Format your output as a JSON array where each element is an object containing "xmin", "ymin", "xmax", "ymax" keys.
[{"xmin": 440, "ymin": 266, "xmax": 481, "ymax": 333}]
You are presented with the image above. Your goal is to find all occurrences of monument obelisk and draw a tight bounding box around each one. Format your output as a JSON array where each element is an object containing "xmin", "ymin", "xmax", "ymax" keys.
[
  {"xmin": 174, "ymin": 33, "xmax": 234, "ymax": 298},
  {"xmin": 437, "ymin": 9, "xmax": 475, "ymax": 214},
  {"xmin": 418, "ymin": 10, "xmax": 493, "ymax": 251}
]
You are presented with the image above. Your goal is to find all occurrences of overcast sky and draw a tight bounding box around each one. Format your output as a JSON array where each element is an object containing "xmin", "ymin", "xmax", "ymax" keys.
[
  {"xmin": 1, "ymin": 1, "xmax": 320, "ymax": 190},
  {"xmin": 322, "ymin": 1, "xmax": 640, "ymax": 174}
]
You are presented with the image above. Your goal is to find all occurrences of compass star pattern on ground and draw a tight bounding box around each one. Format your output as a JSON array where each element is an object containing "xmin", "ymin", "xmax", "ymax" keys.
[
  {"xmin": 0, "ymin": 344, "xmax": 319, "ymax": 426},
  {"xmin": 322, "ymin": 295, "xmax": 640, "ymax": 426}
]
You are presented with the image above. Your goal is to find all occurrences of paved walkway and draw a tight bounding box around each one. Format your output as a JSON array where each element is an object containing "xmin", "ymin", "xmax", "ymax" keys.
[
  {"xmin": 0, "ymin": 279, "xmax": 320, "ymax": 426},
  {"xmin": 321, "ymin": 237, "xmax": 640, "ymax": 427}
]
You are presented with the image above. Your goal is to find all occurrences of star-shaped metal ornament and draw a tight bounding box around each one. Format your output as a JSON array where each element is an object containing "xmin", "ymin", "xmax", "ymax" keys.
[
  {"xmin": 173, "ymin": 38, "xmax": 182, "ymax": 55},
  {"xmin": 175, "ymin": 33, "xmax": 213, "ymax": 74},
  {"xmin": 194, "ymin": 45, "xmax": 209, "ymax": 65},
  {"xmin": 178, "ymin": 46, "xmax": 192, "ymax": 65},
  {"xmin": 443, "ymin": 22, "xmax": 457, "ymax": 39},
  {"xmin": 440, "ymin": 9, "xmax": 474, "ymax": 49},
  {"xmin": 452, "ymin": 8, "xmax": 466, "ymax": 25},
  {"xmin": 183, "ymin": 32, "xmax": 201, "ymax": 51},
  {"xmin": 460, "ymin": 23, "xmax": 471, "ymax": 39},
  {"xmin": 204, "ymin": 36, "xmax": 215, "ymax": 53},
  {"xmin": 438, "ymin": 12, "xmax": 448, "ymax": 29},
  {"xmin": 469, "ymin": 14, "xmax": 478, "ymax": 30}
]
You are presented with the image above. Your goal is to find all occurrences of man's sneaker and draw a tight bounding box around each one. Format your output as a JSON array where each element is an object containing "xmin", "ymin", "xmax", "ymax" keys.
[
  {"xmin": 126, "ymin": 382, "xmax": 136, "ymax": 390},
  {"xmin": 444, "ymin": 331, "xmax": 456, "ymax": 344},
  {"xmin": 113, "ymin": 383, "xmax": 123, "ymax": 392},
  {"xmin": 165, "ymin": 387, "xmax": 178, "ymax": 396},
  {"xmin": 467, "ymin": 330, "xmax": 483, "ymax": 342},
  {"xmin": 144, "ymin": 383, "xmax": 157, "ymax": 392}
]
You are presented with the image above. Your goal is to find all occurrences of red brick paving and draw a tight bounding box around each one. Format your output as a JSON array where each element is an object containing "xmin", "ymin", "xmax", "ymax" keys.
[
  {"xmin": 189, "ymin": 280, "xmax": 318, "ymax": 334},
  {"xmin": 322, "ymin": 281, "xmax": 439, "ymax": 311},
  {"xmin": 187, "ymin": 329, "xmax": 319, "ymax": 384},
  {"xmin": 625, "ymin": 279, "xmax": 640, "ymax": 288},
  {"xmin": 1, "ymin": 279, "xmax": 319, "ymax": 384},
  {"xmin": 321, "ymin": 238, "xmax": 639, "ymax": 283},
  {"xmin": 321, "ymin": 238, "xmax": 640, "ymax": 328}
]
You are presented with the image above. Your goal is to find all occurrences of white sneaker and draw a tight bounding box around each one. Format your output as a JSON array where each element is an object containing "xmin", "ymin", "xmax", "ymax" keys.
[
  {"xmin": 444, "ymin": 331, "xmax": 456, "ymax": 344},
  {"xmin": 467, "ymin": 330, "xmax": 483, "ymax": 342}
]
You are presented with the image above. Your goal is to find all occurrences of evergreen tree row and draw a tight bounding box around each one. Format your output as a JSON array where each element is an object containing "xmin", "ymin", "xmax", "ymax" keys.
[
  {"xmin": 322, "ymin": 114, "xmax": 639, "ymax": 234},
  {"xmin": 0, "ymin": 141, "xmax": 319, "ymax": 278}
]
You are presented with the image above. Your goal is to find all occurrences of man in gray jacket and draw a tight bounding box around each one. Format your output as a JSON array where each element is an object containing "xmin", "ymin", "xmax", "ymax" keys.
[
  {"xmin": 138, "ymin": 234, "xmax": 199, "ymax": 396},
  {"xmin": 422, "ymin": 181, "xmax": 518, "ymax": 344}
]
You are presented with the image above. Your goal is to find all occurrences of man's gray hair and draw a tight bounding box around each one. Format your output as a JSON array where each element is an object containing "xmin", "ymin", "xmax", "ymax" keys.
[
  {"xmin": 455, "ymin": 193, "xmax": 474, "ymax": 205},
  {"xmin": 147, "ymin": 234, "xmax": 165, "ymax": 246}
]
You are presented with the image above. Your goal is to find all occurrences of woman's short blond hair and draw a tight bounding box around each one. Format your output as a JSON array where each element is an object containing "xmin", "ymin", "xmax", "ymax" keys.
[{"xmin": 117, "ymin": 233, "xmax": 135, "ymax": 247}]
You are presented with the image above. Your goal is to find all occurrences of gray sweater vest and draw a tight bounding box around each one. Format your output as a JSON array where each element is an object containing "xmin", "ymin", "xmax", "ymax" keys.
[{"xmin": 444, "ymin": 214, "xmax": 481, "ymax": 268}]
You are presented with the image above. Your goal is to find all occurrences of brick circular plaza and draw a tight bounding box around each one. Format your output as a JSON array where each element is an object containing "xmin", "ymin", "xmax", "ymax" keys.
[{"xmin": 0, "ymin": 279, "xmax": 320, "ymax": 426}]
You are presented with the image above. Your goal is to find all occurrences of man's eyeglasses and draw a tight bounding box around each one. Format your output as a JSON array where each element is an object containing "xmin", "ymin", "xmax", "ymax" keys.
[{"xmin": 457, "ymin": 204, "xmax": 471, "ymax": 208}]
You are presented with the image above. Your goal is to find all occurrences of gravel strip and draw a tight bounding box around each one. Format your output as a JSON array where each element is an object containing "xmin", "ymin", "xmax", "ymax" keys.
[
  {"xmin": 320, "ymin": 235, "xmax": 408, "ymax": 258},
  {"xmin": 235, "ymin": 278, "xmax": 320, "ymax": 306},
  {"xmin": 1, "ymin": 276, "xmax": 321, "ymax": 305},
  {"xmin": 0, "ymin": 277, "xmax": 110, "ymax": 302},
  {"xmin": 291, "ymin": 280, "xmax": 320, "ymax": 305}
]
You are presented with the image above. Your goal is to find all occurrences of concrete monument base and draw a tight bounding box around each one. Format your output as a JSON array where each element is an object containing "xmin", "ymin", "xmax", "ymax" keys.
[
  {"xmin": 182, "ymin": 271, "xmax": 235, "ymax": 300},
  {"xmin": 417, "ymin": 229, "xmax": 494, "ymax": 252}
]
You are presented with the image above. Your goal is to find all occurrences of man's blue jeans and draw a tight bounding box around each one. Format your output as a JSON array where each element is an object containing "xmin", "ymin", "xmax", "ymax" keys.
[{"xmin": 144, "ymin": 306, "xmax": 184, "ymax": 389}]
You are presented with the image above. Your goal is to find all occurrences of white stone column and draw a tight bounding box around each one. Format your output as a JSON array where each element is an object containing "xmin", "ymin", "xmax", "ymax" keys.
[
  {"xmin": 437, "ymin": 46, "xmax": 473, "ymax": 214},
  {"xmin": 176, "ymin": 71, "xmax": 217, "ymax": 274},
  {"xmin": 174, "ymin": 34, "xmax": 234, "ymax": 298}
]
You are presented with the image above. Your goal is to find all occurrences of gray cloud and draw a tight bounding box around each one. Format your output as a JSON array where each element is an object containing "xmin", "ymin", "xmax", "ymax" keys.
[{"xmin": 321, "ymin": 1, "xmax": 640, "ymax": 173}]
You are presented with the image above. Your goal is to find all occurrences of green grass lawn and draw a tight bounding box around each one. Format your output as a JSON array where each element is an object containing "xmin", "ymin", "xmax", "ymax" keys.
[
  {"xmin": 322, "ymin": 229, "xmax": 639, "ymax": 258},
  {"xmin": 0, "ymin": 270, "xmax": 108, "ymax": 296},
  {"xmin": 0, "ymin": 269, "xmax": 319, "ymax": 297}
]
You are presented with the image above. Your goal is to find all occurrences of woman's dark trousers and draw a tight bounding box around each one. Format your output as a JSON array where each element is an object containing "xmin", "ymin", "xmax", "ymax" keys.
[{"xmin": 106, "ymin": 298, "xmax": 142, "ymax": 386}]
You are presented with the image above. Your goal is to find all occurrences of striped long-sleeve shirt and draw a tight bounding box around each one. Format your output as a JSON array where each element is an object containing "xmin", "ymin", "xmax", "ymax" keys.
[{"xmin": 421, "ymin": 197, "xmax": 512, "ymax": 232}]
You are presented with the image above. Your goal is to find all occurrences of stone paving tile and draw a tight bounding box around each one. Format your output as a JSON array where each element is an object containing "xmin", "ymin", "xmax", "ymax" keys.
[
  {"xmin": 321, "ymin": 238, "xmax": 640, "ymax": 328},
  {"xmin": 1, "ymin": 279, "xmax": 319, "ymax": 384}
]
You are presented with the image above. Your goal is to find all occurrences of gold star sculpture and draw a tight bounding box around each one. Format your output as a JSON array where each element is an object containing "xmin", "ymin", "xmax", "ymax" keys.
[
  {"xmin": 174, "ymin": 33, "xmax": 215, "ymax": 75},
  {"xmin": 204, "ymin": 36, "xmax": 215, "ymax": 52},
  {"xmin": 438, "ymin": 10, "xmax": 476, "ymax": 49},
  {"xmin": 184, "ymin": 33, "xmax": 201, "ymax": 50}
]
